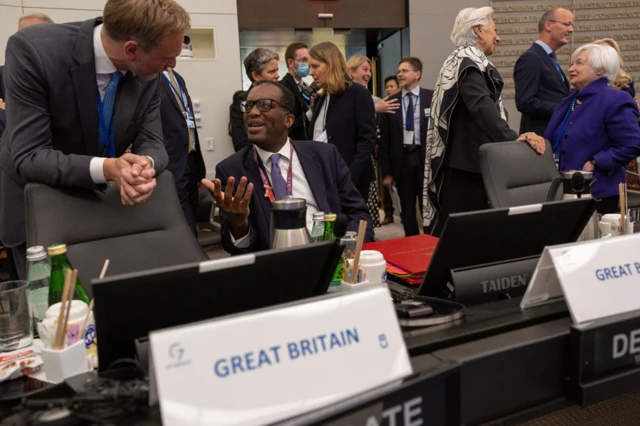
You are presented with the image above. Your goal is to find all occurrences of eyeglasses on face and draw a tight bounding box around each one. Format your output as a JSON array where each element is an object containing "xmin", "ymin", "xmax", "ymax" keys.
[
  {"xmin": 241, "ymin": 98, "xmax": 290, "ymax": 114},
  {"xmin": 396, "ymin": 69, "xmax": 416, "ymax": 75},
  {"xmin": 548, "ymin": 19, "xmax": 574, "ymax": 28}
]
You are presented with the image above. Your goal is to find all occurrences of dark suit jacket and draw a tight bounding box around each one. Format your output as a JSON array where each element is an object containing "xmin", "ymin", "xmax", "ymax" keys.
[
  {"xmin": 280, "ymin": 73, "xmax": 309, "ymax": 140},
  {"xmin": 379, "ymin": 87, "xmax": 433, "ymax": 181},
  {"xmin": 308, "ymin": 83, "xmax": 377, "ymax": 188},
  {"xmin": 545, "ymin": 78, "xmax": 640, "ymax": 199},
  {"xmin": 216, "ymin": 140, "xmax": 374, "ymax": 255},
  {"xmin": 0, "ymin": 18, "xmax": 168, "ymax": 246},
  {"xmin": 159, "ymin": 70, "xmax": 205, "ymax": 185},
  {"xmin": 230, "ymin": 89, "xmax": 250, "ymax": 152},
  {"xmin": 446, "ymin": 65, "xmax": 518, "ymax": 174},
  {"xmin": 515, "ymin": 43, "xmax": 570, "ymax": 135}
]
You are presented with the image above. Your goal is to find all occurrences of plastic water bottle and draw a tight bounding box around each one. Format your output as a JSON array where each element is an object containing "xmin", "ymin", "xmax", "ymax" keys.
[
  {"xmin": 310, "ymin": 211, "xmax": 325, "ymax": 243},
  {"xmin": 26, "ymin": 246, "xmax": 51, "ymax": 325}
]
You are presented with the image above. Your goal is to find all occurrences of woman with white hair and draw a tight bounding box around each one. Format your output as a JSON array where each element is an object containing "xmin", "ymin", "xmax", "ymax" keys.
[
  {"xmin": 545, "ymin": 43, "xmax": 640, "ymax": 213},
  {"xmin": 423, "ymin": 7, "xmax": 546, "ymax": 236}
]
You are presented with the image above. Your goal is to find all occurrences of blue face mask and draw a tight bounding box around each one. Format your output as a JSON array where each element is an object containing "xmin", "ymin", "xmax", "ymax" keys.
[{"xmin": 295, "ymin": 62, "xmax": 310, "ymax": 78}]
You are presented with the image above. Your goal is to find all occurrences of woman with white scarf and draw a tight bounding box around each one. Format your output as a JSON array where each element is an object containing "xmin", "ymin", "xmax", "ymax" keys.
[{"xmin": 423, "ymin": 7, "xmax": 546, "ymax": 237}]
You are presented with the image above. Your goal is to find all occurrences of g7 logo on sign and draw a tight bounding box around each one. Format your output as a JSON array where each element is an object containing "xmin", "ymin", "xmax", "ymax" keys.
[{"xmin": 169, "ymin": 343, "xmax": 185, "ymax": 361}]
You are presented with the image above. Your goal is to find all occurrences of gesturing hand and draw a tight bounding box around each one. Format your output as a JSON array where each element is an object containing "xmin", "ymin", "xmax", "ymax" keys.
[
  {"xmin": 202, "ymin": 177, "xmax": 254, "ymax": 238},
  {"xmin": 375, "ymin": 96, "xmax": 400, "ymax": 114}
]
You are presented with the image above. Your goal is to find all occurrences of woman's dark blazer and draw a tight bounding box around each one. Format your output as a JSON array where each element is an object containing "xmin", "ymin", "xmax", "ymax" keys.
[{"xmin": 308, "ymin": 83, "xmax": 377, "ymax": 188}]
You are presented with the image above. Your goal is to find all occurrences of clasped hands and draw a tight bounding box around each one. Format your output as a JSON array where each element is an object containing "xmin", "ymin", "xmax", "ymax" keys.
[{"xmin": 103, "ymin": 153, "xmax": 156, "ymax": 206}]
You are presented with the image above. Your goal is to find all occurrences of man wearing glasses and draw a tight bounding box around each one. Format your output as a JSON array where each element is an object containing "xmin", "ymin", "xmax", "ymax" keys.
[
  {"xmin": 201, "ymin": 81, "xmax": 373, "ymax": 254},
  {"xmin": 280, "ymin": 42, "xmax": 310, "ymax": 141},
  {"xmin": 379, "ymin": 57, "xmax": 433, "ymax": 237},
  {"xmin": 515, "ymin": 8, "xmax": 573, "ymax": 136}
]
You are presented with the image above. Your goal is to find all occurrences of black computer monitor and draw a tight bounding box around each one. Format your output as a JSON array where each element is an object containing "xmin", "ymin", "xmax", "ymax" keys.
[
  {"xmin": 92, "ymin": 241, "xmax": 343, "ymax": 370},
  {"xmin": 418, "ymin": 199, "xmax": 596, "ymax": 300}
]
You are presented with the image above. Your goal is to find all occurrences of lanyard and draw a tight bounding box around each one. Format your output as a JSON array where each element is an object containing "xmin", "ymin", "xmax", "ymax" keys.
[
  {"xmin": 164, "ymin": 74, "xmax": 189, "ymax": 111},
  {"xmin": 253, "ymin": 142, "xmax": 295, "ymax": 203},
  {"xmin": 322, "ymin": 95, "xmax": 329, "ymax": 132},
  {"xmin": 403, "ymin": 92, "xmax": 420, "ymax": 130},
  {"xmin": 97, "ymin": 88, "xmax": 115, "ymax": 158},
  {"xmin": 553, "ymin": 95, "xmax": 577, "ymax": 153}
]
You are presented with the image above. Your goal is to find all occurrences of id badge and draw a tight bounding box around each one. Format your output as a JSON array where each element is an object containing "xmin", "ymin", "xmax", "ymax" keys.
[
  {"xmin": 183, "ymin": 111, "xmax": 196, "ymax": 129},
  {"xmin": 316, "ymin": 130, "xmax": 328, "ymax": 143},
  {"xmin": 403, "ymin": 130, "xmax": 415, "ymax": 145}
]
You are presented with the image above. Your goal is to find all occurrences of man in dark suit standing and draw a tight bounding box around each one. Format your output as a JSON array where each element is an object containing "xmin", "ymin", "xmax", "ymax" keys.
[
  {"xmin": 515, "ymin": 8, "xmax": 573, "ymax": 136},
  {"xmin": 379, "ymin": 57, "xmax": 433, "ymax": 237},
  {"xmin": 280, "ymin": 43, "xmax": 310, "ymax": 141},
  {"xmin": 160, "ymin": 68, "xmax": 206, "ymax": 236},
  {"xmin": 0, "ymin": 0, "xmax": 188, "ymax": 277},
  {"xmin": 202, "ymin": 81, "xmax": 373, "ymax": 255}
]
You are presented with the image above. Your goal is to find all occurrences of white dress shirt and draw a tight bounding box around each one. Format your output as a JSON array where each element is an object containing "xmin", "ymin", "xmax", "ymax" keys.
[
  {"xmin": 311, "ymin": 94, "xmax": 330, "ymax": 140},
  {"xmin": 89, "ymin": 24, "xmax": 147, "ymax": 184},
  {"xmin": 89, "ymin": 24, "xmax": 118, "ymax": 184},
  {"xmin": 232, "ymin": 139, "xmax": 319, "ymax": 248},
  {"xmin": 401, "ymin": 86, "xmax": 421, "ymax": 145}
]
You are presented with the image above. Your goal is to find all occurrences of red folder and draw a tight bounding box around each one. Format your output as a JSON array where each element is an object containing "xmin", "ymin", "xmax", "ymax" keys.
[{"xmin": 363, "ymin": 234, "xmax": 439, "ymax": 276}]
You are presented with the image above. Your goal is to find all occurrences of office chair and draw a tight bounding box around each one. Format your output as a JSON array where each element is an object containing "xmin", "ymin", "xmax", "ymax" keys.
[
  {"xmin": 479, "ymin": 140, "xmax": 560, "ymax": 208},
  {"xmin": 196, "ymin": 188, "xmax": 221, "ymax": 247},
  {"xmin": 25, "ymin": 172, "xmax": 207, "ymax": 298}
]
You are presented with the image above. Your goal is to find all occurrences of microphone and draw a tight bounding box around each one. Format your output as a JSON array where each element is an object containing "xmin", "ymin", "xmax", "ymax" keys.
[
  {"xmin": 302, "ymin": 82, "xmax": 318, "ymax": 103},
  {"xmin": 333, "ymin": 214, "xmax": 348, "ymax": 241},
  {"xmin": 571, "ymin": 171, "xmax": 586, "ymax": 196}
]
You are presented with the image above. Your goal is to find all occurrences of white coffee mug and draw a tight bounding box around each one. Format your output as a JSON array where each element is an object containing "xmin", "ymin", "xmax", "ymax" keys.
[
  {"xmin": 359, "ymin": 250, "xmax": 387, "ymax": 285},
  {"xmin": 600, "ymin": 214, "xmax": 622, "ymax": 236}
]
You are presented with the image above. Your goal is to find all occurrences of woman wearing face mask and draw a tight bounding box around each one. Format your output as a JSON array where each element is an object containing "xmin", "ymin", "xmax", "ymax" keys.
[
  {"xmin": 308, "ymin": 42, "xmax": 378, "ymax": 209},
  {"xmin": 423, "ymin": 7, "xmax": 546, "ymax": 236},
  {"xmin": 280, "ymin": 43, "xmax": 312, "ymax": 141},
  {"xmin": 545, "ymin": 43, "xmax": 640, "ymax": 214}
]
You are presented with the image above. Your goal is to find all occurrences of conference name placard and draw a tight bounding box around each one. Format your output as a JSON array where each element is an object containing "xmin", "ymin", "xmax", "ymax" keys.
[
  {"xmin": 150, "ymin": 286, "xmax": 412, "ymax": 426},
  {"xmin": 524, "ymin": 234, "xmax": 640, "ymax": 324}
]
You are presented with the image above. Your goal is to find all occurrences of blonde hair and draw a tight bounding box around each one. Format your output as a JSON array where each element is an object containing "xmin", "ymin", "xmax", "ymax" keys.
[
  {"xmin": 593, "ymin": 38, "xmax": 632, "ymax": 90},
  {"xmin": 309, "ymin": 42, "xmax": 351, "ymax": 95},
  {"xmin": 103, "ymin": 0, "xmax": 191, "ymax": 51},
  {"xmin": 346, "ymin": 55, "xmax": 372, "ymax": 79}
]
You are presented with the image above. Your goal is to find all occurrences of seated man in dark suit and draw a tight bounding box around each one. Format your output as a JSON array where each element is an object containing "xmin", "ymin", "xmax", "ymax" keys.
[
  {"xmin": 160, "ymin": 67, "xmax": 206, "ymax": 235},
  {"xmin": 202, "ymin": 81, "xmax": 374, "ymax": 255}
]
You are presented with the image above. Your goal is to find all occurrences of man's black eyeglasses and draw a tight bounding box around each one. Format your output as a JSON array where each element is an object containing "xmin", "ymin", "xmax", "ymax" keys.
[{"xmin": 241, "ymin": 98, "xmax": 290, "ymax": 114}]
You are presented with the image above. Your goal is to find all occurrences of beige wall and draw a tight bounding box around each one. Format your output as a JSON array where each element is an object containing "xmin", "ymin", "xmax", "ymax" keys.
[
  {"xmin": 408, "ymin": 0, "xmax": 520, "ymax": 130},
  {"xmin": 0, "ymin": 0, "xmax": 241, "ymax": 179}
]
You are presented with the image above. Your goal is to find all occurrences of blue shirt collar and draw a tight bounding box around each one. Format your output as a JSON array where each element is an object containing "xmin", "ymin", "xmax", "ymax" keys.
[{"xmin": 535, "ymin": 40, "xmax": 554, "ymax": 55}]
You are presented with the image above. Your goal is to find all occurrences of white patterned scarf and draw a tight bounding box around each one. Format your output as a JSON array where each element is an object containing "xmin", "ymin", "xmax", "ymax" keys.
[{"xmin": 422, "ymin": 46, "xmax": 505, "ymax": 231}]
